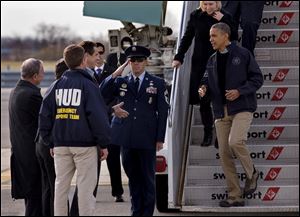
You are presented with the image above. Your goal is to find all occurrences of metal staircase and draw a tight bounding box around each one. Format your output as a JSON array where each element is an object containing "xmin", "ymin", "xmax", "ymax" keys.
[{"xmin": 182, "ymin": 1, "xmax": 299, "ymax": 212}]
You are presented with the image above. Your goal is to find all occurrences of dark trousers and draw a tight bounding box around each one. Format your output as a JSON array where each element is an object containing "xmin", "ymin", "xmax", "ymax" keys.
[
  {"xmin": 199, "ymin": 96, "xmax": 214, "ymax": 133},
  {"xmin": 222, "ymin": 1, "xmax": 265, "ymax": 54},
  {"xmin": 106, "ymin": 144, "xmax": 124, "ymax": 197},
  {"xmin": 121, "ymin": 147, "xmax": 156, "ymax": 216},
  {"xmin": 36, "ymin": 140, "xmax": 56, "ymax": 216},
  {"xmin": 24, "ymin": 197, "xmax": 42, "ymax": 216},
  {"xmin": 69, "ymin": 148, "xmax": 101, "ymax": 216}
]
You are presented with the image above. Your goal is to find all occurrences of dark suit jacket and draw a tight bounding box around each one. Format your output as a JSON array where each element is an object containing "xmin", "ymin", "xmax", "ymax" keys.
[
  {"xmin": 9, "ymin": 79, "xmax": 42, "ymax": 199},
  {"xmin": 174, "ymin": 9, "xmax": 237, "ymax": 104},
  {"xmin": 94, "ymin": 64, "xmax": 115, "ymax": 85},
  {"xmin": 100, "ymin": 72, "xmax": 169, "ymax": 150},
  {"xmin": 106, "ymin": 52, "xmax": 127, "ymax": 71}
]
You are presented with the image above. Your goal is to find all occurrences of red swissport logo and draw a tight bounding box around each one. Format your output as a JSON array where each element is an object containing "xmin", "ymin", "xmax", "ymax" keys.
[
  {"xmin": 271, "ymin": 88, "xmax": 288, "ymax": 101},
  {"xmin": 263, "ymin": 187, "xmax": 280, "ymax": 201},
  {"xmin": 278, "ymin": 12, "xmax": 295, "ymax": 25},
  {"xmin": 267, "ymin": 127, "xmax": 285, "ymax": 140},
  {"xmin": 280, "ymin": 1, "xmax": 293, "ymax": 7},
  {"xmin": 273, "ymin": 69, "xmax": 289, "ymax": 82},
  {"xmin": 266, "ymin": 147, "xmax": 284, "ymax": 160},
  {"xmin": 269, "ymin": 107, "xmax": 286, "ymax": 120},
  {"xmin": 264, "ymin": 168, "xmax": 282, "ymax": 181},
  {"xmin": 276, "ymin": 31, "xmax": 293, "ymax": 43}
]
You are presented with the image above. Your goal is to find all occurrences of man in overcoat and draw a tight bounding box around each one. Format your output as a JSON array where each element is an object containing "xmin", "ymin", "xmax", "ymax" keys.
[{"xmin": 9, "ymin": 58, "xmax": 45, "ymax": 216}]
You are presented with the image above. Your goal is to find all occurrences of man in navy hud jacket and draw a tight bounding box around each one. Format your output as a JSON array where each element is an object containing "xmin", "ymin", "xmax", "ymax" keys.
[
  {"xmin": 39, "ymin": 44, "xmax": 111, "ymax": 216},
  {"xmin": 100, "ymin": 45, "xmax": 169, "ymax": 216}
]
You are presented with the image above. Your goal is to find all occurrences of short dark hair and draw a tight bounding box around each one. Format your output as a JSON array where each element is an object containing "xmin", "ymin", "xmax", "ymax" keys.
[
  {"xmin": 211, "ymin": 22, "xmax": 231, "ymax": 38},
  {"xmin": 55, "ymin": 58, "xmax": 69, "ymax": 79},
  {"xmin": 63, "ymin": 44, "xmax": 85, "ymax": 70},
  {"xmin": 96, "ymin": 42, "xmax": 105, "ymax": 52},
  {"xmin": 21, "ymin": 58, "xmax": 43, "ymax": 79},
  {"xmin": 78, "ymin": 41, "xmax": 97, "ymax": 55}
]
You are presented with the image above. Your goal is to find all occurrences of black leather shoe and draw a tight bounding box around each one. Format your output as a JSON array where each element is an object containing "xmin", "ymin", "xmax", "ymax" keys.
[
  {"xmin": 201, "ymin": 132, "xmax": 213, "ymax": 146},
  {"xmin": 219, "ymin": 196, "xmax": 245, "ymax": 207},
  {"xmin": 115, "ymin": 195, "xmax": 124, "ymax": 202},
  {"xmin": 244, "ymin": 168, "xmax": 259, "ymax": 196}
]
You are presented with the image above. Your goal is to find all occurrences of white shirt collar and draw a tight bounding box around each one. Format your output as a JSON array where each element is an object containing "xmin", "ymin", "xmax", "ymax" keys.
[
  {"xmin": 94, "ymin": 64, "xmax": 104, "ymax": 73},
  {"xmin": 131, "ymin": 71, "xmax": 146, "ymax": 90},
  {"xmin": 220, "ymin": 42, "xmax": 231, "ymax": 54},
  {"xmin": 132, "ymin": 71, "xmax": 146, "ymax": 82}
]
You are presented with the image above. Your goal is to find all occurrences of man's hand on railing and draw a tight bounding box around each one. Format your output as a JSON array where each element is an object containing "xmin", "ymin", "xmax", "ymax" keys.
[
  {"xmin": 198, "ymin": 85, "xmax": 207, "ymax": 98},
  {"xmin": 172, "ymin": 60, "xmax": 182, "ymax": 68}
]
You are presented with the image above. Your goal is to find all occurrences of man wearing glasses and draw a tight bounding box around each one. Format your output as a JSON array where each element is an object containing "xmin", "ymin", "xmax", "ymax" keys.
[{"xmin": 100, "ymin": 45, "xmax": 169, "ymax": 216}]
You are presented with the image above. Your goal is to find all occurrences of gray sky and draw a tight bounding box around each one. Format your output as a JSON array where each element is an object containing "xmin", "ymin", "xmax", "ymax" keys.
[{"xmin": 1, "ymin": 1, "xmax": 183, "ymax": 39}]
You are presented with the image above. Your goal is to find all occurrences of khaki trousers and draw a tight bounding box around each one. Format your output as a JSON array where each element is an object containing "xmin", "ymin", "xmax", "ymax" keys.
[
  {"xmin": 53, "ymin": 146, "xmax": 97, "ymax": 216},
  {"xmin": 215, "ymin": 106, "xmax": 254, "ymax": 198}
]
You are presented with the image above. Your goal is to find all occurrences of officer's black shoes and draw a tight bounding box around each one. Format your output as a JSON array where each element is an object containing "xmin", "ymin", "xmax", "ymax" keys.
[
  {"xmin": 214, "ymin": 138, "xmax": 219, "ymax": 149},
  {"xmin": 219, "ymin": 196, "xmax": 245, "ymax": 207},
  {"xmin": 115, "ymin": 195, "xmax": 124, "ymax": 202},
  {"xmin": 200, "ymin": 132, "xmax": 213, "ymax": 147},
  {"xmin": 244, "ymin": 167, "xmax": 259, "ymax": 196}
]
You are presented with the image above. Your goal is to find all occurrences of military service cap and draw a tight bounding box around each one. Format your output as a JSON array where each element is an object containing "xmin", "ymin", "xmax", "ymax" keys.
[{"xmin": 124, "ymin": 45, "xmax": 151, "ymax": 58}]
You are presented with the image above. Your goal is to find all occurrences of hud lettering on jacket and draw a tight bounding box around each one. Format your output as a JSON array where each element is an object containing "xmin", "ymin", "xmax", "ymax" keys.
[{"xmin": 55, "ymin": 89, "xmax": 81, "ymax": 120}]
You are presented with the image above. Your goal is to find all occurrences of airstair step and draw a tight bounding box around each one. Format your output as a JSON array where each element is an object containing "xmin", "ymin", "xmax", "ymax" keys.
[
  {"xmin": 260, "ymin": 66, "xmax": 299, "ymax": 85},
  {"xmin": 191, "ymin": 124, "xmax": 299, "ymax": 145},
  {"xmin": 194, "ymin": 105, "xmax": 299, "ymax": 125},
  {"xmin": 184, "ymin": 185, "xmax": 299, "ymax": 207},
  {"xmin": 264, "ymin": 1, "xmax": 299, "ymax": 11},
  {"xmin": 186, "ymin": 165, "xmax": 299, "ymax": 186},
  {"xmin": 246, "ymin": 29, "xmax": 299, "ymax": 48},
  {"xmin": 188, "ymin": 144, "xmax": 299, "ymax": 165},
  {"xmin": 260, "ymin": 10, "xmax": 299, "ymax": 29},
  {"xmin": 255, "ymin": 47, "xmax": 298, "ymax": 65}
]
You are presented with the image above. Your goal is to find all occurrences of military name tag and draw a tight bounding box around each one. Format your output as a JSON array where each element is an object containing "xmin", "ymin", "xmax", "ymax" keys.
[{"xmin": 146, "ymin": 87, "xmax": 157, "ymax": 94}]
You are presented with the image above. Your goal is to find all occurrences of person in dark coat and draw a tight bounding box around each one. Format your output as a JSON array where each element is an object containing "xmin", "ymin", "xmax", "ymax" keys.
[
  {"xmin": 35, "ymin": 58, "xmax": 68, "ymax": 216},
  {"xmin": 222, "ymin": 1, "xmax": 265, "ymax": 55},
  {"xmin": 172, "ymin": 1, "xmax": 237, "ymax": 147},
  {"xmin": 94, "ymin": 42, "xmax": 116, "ymax": 85},
  {"xmin": 68, "ymin": 41, "xmax": 102, "ymax": 216},
  {"xmin": 100, "ymin": 45, "xmax": 169, "ymax": 216},
  {"xmin": 39, "ymin": 45, "xmax": 110, "ymax": 216},
  {"xmin": 9, "ymin": 58, "xmax": 45, "ymax": 216},
  {"xmin": 95, "ymin": 42, "xmax": 125, "ymax": 202},
  {"xmin": 199, "ymin": 23, "xmax": 263, "ymax": 207}
]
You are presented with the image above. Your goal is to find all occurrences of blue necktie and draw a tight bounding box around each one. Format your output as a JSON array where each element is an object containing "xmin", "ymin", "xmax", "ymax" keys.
[
  {"xmin": 96, "ymin": 68, "xmax": 102, "ymax": 75},
  {"xmin": 134, "ymin": 77, "xmax": 140, "ymax": 94}
]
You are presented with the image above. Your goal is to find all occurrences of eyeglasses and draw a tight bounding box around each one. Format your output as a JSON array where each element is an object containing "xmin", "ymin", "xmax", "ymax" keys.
[
  {"xmin": 98, "ymin": 51, "xmax": 104, "ymax": 55},
  {"xmin": 129, "ymin": 57, "xmax": 146, "ymax": 63}
]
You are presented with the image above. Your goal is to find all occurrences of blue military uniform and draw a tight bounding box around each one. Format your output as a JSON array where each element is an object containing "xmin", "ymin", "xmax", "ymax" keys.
[{"xmin": 100, "ymin": 46, "xmax": 169, "ymax": 216}]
